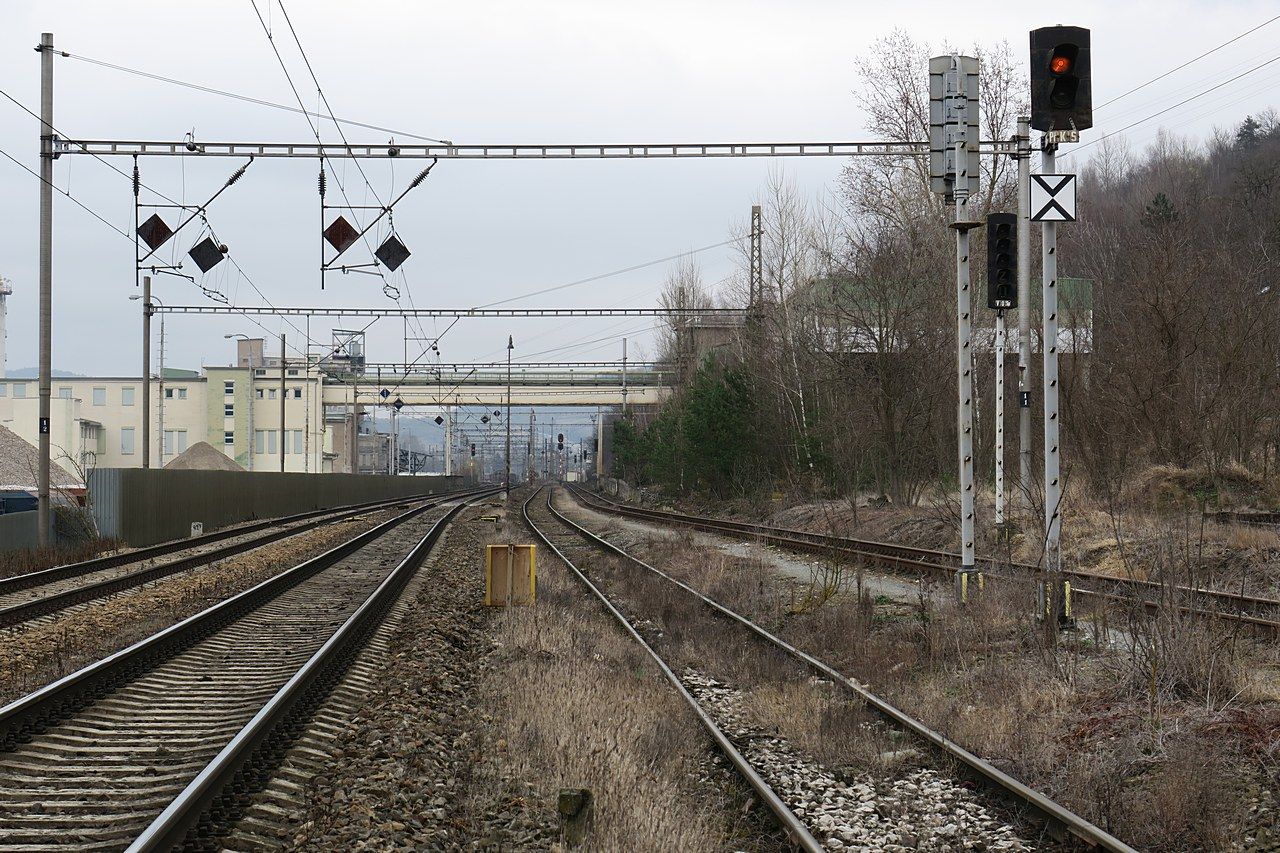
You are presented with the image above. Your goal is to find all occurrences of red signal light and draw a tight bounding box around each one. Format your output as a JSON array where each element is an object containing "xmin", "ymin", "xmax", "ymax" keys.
[{"xmin": 1050, "ymin": 55, "xmax": 1072, "ymax": 74}]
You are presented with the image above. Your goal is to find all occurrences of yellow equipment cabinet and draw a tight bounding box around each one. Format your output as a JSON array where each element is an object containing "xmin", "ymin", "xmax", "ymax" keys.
[{"xmin": 486, "ymin": 544, "xmax": 537, "ymax": 606}]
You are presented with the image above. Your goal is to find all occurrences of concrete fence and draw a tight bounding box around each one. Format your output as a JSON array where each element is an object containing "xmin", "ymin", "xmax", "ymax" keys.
[
  {"xmin": 0, "ymin": 510, "xmax": 58, "ymax": 553},
  {"xmin": 89, "ymin": 469, "xmax": 465, "ymax": 547}
]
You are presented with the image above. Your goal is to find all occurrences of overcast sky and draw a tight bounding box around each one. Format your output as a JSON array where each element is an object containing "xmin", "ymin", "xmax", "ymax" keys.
[{"xmin": 2, "ymin": 0, "xmax": 1277, "ymax": 379}]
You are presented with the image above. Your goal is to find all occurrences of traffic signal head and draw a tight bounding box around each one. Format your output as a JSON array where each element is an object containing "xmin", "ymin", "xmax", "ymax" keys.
[
  {"xmin": 1030, "ymin": 26, "xmax": 1092, "ymax": 134},
  {"xmin": 986, "ymin": 213, "xmax": 1017, "ymax": 310}
]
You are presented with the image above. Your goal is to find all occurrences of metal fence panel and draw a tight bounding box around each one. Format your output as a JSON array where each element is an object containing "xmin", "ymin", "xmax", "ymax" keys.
[{"xmin": 88, "ymin": 470, "xmax": 465, "ymax": 546}]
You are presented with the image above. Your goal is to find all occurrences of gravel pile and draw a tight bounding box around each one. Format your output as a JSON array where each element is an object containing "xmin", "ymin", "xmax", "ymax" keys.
[{"xmin": 683, "ymin": 670, "xmax": 1032, "ymax": 852}]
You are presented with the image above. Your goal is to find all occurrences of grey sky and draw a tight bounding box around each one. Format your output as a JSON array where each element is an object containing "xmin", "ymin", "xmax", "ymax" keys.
[{"xmin": 2, "ymin": 0, "xmax": 1277, "ymax": 377}]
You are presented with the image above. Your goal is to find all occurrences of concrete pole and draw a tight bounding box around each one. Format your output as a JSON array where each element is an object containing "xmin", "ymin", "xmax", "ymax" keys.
[
  {"xmin": 596, "ymin": 407, "xmax": 604, "ymax": 481},
  {"xmin": 1017, "ymin": 116, "xmax": 1033, "ymax": 517},
  {"xmin": 621, "ymin": 337, "xmax": 628, "ymax": 416},
  {"xmin": 951, "ymin": 56, "xmax": 977, "ymax": 597},
  {"xmin": 37, "ymin": 32, "xmax": 53, "ymax": 546},
  {"xmin": 157, "ymin": 309, "xmax": 165, "ymax": 466},
  {"xmin": 995, "ymin": 309, "xmax": 1005, "ymax": 526},
  {"xmin": 505, "ymin": 335, "xmax": 513, "ymax": 498},
  {"xmin": 1041, "ymin": 141, "xmax": 1064, "ymax": 620},
  {"xmin": 142, "ymin": 275, "xmax": 151, "ymax": 469},
  {"xmin": 279, "ymin": 333, "xmax": 286, "ymax": 473},
  {"xmin": 444, "ymin": 404, "xmax": 453, "ymax": 476}
]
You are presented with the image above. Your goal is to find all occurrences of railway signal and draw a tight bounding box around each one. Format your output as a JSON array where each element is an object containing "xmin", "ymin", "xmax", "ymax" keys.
[
  {"xmin": 986, "ymin": 213, "xmax": 1017, "ymax": 310},
  {"xmin": 1030, "ymin": 26, "xmax": 1092, "ymax": 141},
  {"xmin": 558, "ymin": 433, "xmax": 564, "ymax": 451}
]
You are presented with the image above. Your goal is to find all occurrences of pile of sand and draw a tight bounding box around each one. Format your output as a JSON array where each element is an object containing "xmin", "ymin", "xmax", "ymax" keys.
[{"xmin": 163, "ymin": 441, "xmax": 244, "ymax": 472}]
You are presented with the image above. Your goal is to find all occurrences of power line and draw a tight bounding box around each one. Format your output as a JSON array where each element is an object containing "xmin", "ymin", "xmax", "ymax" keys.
[
  {"xmin": 1096, "ymin": 14, "xmax": 1280, "ymax": 111},
  {"xmin": 55, "ymin": 49, "xmax": 453, "ymax": 144},
  {"xmin": 0, "ymin": 145, "xmax": 130, "ymax": 239},
  {"xmin": 474, "ymin": 236, "xmax": 748, "ymax": 309},
  {"xmin": 1077, "ymin": 52, "xmax": 1280, "ymax": 152}
]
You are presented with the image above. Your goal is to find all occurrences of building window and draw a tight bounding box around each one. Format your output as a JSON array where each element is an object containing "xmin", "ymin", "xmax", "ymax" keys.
[
  {"xmin": 224, "ymin": 403, "xmax": 235, "ymax": 417},
  {"xmin": 292, "ymin": 387, "xmax": 302, "ymax": 399},
  {"xmin": 224, "ymin": 430, "xmax": 235, "ymax": 445},
  {"xmin": 121, "ymin": 427, "xmax": 136, "ymax": 455},
  {"xmin": 14, "ymin": 383, "xmax": 28, "ymax": 398},
  {"xmin": 163, "ymin": 429, "xmax": 188, "ymax": 456},
  {"xmin": 176, "ymin": 387, "xmax": 188, "ymax": 400},
  {"xmin": 165, "ymin": 388, "xmax": 173, "ymax": 399},
  {"xmin": 268, "ymin": 389, "xmax": 277, "ymax": 400},
  {"xmin": 291, "ymin": 429, "xmax": 304, "ymax": 454},
  {"xmin": 92, "ymin": 387, "xmax": 106, "ymax": 406},
  {"xmin": 224, "ymin": 380, "xmax": 235, "ymax": 395},
  {"xmin": 58, "ymin": 387, "xmax": 72, "ymax": 399},
  {"xmin": 254, "ymin": 430, "xmax": 280, "ymax": 454},
  {"xmin": 256, "ymin": 389, "xmax": 264, "ymax": 399},
  {"xmin": 0, "ymin": 384, "xmax": 6, "ymax": 397},
  {"xmin": 288, "ymin": 369, "xmax": 299, "ymax": 377},
  {"xmin": 121, "ymin": 386, "xmax": 135, "ymax": 406}
]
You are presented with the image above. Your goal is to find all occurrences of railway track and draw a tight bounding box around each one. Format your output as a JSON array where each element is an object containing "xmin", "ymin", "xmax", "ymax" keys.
[
  {"xmin": 570, "ymin": 486, "xmax": 1280, "ymax": 632},
  {"xmin": 0, "ymin": 490, "xmax": 469, "ymax": 630},
  {"xmin": 524, "ymin": 487, "xmax": 1136, "ymax": 852},
  {"xmin": 0, "ymin": 487, "xmax": 497, "ymax": 851}
]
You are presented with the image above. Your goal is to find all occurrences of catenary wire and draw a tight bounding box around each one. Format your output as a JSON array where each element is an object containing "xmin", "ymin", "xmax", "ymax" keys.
[{"xmin": 1095, "ymin": 13, "xmax": 1280, "ymax": 111}]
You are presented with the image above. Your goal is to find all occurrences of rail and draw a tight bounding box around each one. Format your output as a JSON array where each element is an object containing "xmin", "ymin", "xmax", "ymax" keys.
[{"xmin": 545, "ymin": 488, "xmax": 1137, "ymax": 852}]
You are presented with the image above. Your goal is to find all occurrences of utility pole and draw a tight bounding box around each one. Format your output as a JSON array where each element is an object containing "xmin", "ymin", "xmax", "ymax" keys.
[
  {"xmin": 444, "ymin": 403, "xmax": 453, "ymax": 476},
  {"xmin": 36, "ymin": 32, "xmax": 53, "ymax": 546},
  {"xmin": 279, "ymin": 333, "xmax": 287, "ymax": 473},
  {"xmin": 141, "ymin": 275, "xmax": 152, "ymax": 469},
  {"xmin": 505, "ymin": 335, "xmax": 513, "ymax": 498},
  {"xmin": 1016, "ymin": 116, "xmax": 1033, "ymax": 517},
  {"xmin": 995, "ymin": 308, "xmax": 1005, "ymax": 526},
  {"xmin": 157, "ymin": 305, "xmax": 165, "ymax": 466},
  {"xmin": 749, "ymin": 204, "xmax": 763, "ymax": 307},
  {"xmin": 1041, "ymin": 139, "xmax": 1063, "ymax": 617},
  {"xmin": 621, "ymin": 337, "xmax": 628, "ymax": 416},
  {"xmin": 936, "ymin": 53, "xmax": 981, "ymax": 601}
]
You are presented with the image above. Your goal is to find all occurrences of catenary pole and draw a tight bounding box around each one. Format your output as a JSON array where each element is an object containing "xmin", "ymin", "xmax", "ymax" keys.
[
  {"xmin": 141, "ymin": 275, "xmax": 151, "ymax": 469},
  {"xmin": 505, "ymin": 335, "xmax": 513, "ymax": 498},
  {"xmin": 279, "ymin": 333, "xmax": 286, "ymax": 472},
  {"xmin": 37, "ymin": 32, "xmax": 53, "ymax": 546},
  {"xmin": 1041, "ymin": 140, "xmax": 1064, "ymax": 621},
  {"xmin": 1017, "ymin": 116, "xmax": 1033, "ymax": 517}
]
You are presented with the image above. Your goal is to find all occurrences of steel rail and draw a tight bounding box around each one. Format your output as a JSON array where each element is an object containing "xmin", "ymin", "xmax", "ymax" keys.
[
  {"xmin": 544, "ymin": 488, "xmax": 1137, "ymax": 852},
  {"xmin": 0, "ymin": 493, "xmax": 447, "ymax": 629},
  {"xmin": 128, "ymin": 488, "xmax": 498, "ymax": 851},
  {"xmin": 0, "ymin": 490, "xmax": 448, "ymax": 598},
  {"xmin": 573, "ymin": 487, "xmax": 1280, "ymax": 630},
  {"xmin": 519, "ymin": 487, "xmax": 823, "ymax": 852},
  {"xmin": 0, "ymin": 487, "xmax": 488, "ymax": 749}
]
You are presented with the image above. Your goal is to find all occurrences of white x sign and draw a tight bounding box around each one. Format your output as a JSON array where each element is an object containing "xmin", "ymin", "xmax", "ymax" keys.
[{"xmin": 1031, "ymin": 174, "xmax": 1077, "ymax": 222}]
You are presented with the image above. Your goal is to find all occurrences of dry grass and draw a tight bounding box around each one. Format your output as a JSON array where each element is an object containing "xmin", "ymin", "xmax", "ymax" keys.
[
  {"xmin": 564, "ymin": 490, "xmax": 1280, "ymax": 851},
  {"xmin": 473, "ymin": 517, "xmax": 772, "ymax": 851},
  {"xmin": 0, "ymin": 538, "xmax": 122, "ymax": 581}
]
